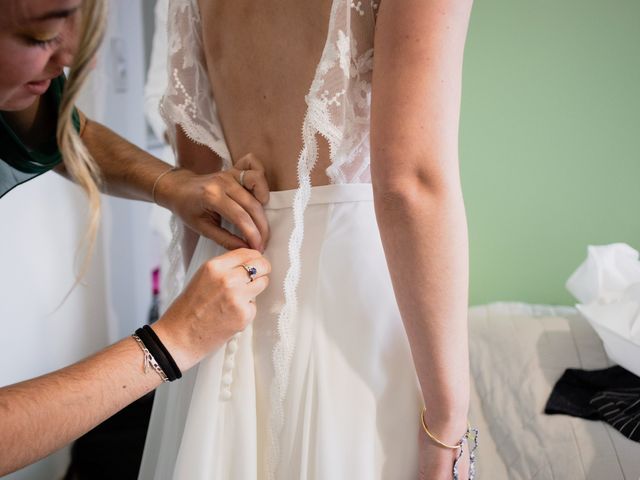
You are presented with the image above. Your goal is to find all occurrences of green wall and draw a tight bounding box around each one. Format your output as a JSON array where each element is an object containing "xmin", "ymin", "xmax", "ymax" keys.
[{"xmin": 460, "ymin": 0, "xmax": 640, "ymax": 305}]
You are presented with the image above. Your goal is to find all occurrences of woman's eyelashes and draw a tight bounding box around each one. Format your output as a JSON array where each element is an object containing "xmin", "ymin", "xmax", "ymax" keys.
[{"xmin": 25, "ymin": 34, "xmax": 61, "ymax": 49}]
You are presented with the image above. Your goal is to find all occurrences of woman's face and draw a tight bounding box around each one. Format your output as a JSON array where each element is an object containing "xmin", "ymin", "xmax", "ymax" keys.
[{"xmin": 0, "ymin": 0, "xmax": 81, "ymax": 111}]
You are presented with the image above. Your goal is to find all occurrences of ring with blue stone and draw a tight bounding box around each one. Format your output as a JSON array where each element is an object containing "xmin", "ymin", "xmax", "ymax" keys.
[{"xmin": 241, "ymin": 264, "xmax": 258, "ymax": 282}]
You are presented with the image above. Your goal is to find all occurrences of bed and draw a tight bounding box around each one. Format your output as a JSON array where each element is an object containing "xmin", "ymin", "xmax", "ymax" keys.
[{"xmin": 468, "ymin": 303, "xmax": 640, "ymax": 479}]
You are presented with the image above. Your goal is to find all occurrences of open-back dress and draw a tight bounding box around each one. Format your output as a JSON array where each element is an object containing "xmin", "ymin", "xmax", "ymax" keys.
[{"xmin": 138, "ymin": 0, "xmax": 422, "ymax": 478}]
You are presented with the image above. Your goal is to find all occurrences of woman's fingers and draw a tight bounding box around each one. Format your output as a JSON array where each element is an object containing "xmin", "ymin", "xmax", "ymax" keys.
[
  {"xmin": 211, "ymin": 249, "xmax": 271, "ymax": 298},
  {"xmin": 196, "ymin": 219, "xmax": 248, "ymax": 251},
  {"xmin": 212, "ymin": 247, "xmax": 264, "ymax": 271},
  {"xmin": 235, "ymin": 169, "xmax": 270, "ymax": 205},
  {"xmin": 194, "ymin": 175, "xmax": 265, "ymax": 250},
  {"xmin": 243, "ymin": 275, "xmax": 270, "ymax": 298},
  {"xmin": 235, "ymin": 153, "xmax": 265, "ymax": 172},
  {"xmin": 157, "ymin": 248, "xmax": 270, "ymax": 370},
  {"xmin": 214, "ymin": 190, "xmax": 266, "ymax": 251},
  {"xmin": 233, "ymin": 153, "xmax": 270, "ymax": 204},
  {"xmin": 241, "ymin": 170, "xmax": 270, "ymax": 205},
  {"xmin": 189, "ymin": 152, "xmax": 270, "ymax": 251},
  {"xmin": 224, "ymin": 257, "xmax": 272, "ymax": 286},
  {"xmin": 226, "ymin": 181, "xmax": 270, "ymax": 249}
]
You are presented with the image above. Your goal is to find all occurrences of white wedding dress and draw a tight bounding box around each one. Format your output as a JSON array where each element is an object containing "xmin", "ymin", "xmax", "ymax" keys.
[{"xmin": 138, "ymin": 0, "xmax": 422, "ymax": 478}]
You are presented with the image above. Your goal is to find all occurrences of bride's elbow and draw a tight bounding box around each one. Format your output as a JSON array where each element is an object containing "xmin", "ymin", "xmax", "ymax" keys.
[{"xmin": 372, "ymin": 162, "xmax": 462, "ymax": 213}]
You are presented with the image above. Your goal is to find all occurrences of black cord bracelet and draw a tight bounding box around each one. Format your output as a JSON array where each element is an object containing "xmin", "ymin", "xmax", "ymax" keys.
[
  {"xmin": 142, "ymin": 325, "xmax": 182, "ymax": 380},
  {"xmin": 135, "ymin": 327, "xmax": 177, "ymax": 381},
  {"xmin": 134, "ymin": 326, "xmax": 182, "ymax": 381}
]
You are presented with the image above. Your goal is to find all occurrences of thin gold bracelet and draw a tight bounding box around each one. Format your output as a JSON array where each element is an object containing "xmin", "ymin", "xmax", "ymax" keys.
[
  {"xmin": 151, "ymin": 166, "xmax": 178, "ymax": 204},
  {"xmin": 420, "ymin": 406, "xmax": 465, "ymax": 450}
]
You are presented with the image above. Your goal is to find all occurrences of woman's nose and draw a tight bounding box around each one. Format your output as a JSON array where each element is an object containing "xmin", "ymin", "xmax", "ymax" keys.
[
  {"xmin": 50, "ymin": 15, "xmax": 81, "ymax": 69},
  {"xmin": 51, "ymin": 46, "xmax": 75, "ymax": 69}
]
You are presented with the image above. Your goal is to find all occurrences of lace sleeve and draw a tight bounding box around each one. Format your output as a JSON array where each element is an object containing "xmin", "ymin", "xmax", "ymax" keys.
[
  {"xmin": 160, "ymin": 0, "xmax": 233, "ymax": 306},
  {"xmin": 161, "ymin": 0, "xmax": 231, "ymax": 168}
]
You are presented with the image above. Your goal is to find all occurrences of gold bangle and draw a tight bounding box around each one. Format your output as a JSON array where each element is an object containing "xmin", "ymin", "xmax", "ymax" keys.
[
  {"xmin": 420, "ymin": 406, "xmax": 464, "ymax": 450},
  {"xmin": 151, "ymin": 166, "xmax": 178, "ymax": 204}
]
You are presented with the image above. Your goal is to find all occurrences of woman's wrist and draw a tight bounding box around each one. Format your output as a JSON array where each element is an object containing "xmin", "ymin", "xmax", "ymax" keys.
[
  {"xmin": 422, "ymin": 411, "xmax": 468, "ymax": 447},
  {"xmin": 153, "ymin": 165, "xmax": 185, "ymax": 210},
  {"xmin": 151, "ymin": 313, "xmax": 200, "ymax": 373},
  {"xmin": 421, "ymin": 403, "xmax": 470, "ymax": 444}
]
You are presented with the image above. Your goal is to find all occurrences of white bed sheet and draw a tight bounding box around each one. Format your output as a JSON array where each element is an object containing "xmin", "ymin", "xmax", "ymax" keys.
[{"xmin": 468, "ymin": 303, "xmax": 640, "ymax": 480}]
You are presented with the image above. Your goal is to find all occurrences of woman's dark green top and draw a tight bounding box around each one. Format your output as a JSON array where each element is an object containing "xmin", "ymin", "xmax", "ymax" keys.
[{"xmin": 0, "ymin": 75, "xmax": 80, "ymax": 198}]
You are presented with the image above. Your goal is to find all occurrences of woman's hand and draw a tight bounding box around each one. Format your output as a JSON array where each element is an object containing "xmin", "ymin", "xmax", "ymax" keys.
[
  {"xmin": 0, "ymin": 248, "xmax": 269, "ymax": 476},
  {"xmin": 157, "ymin": 153, "xmax": 271, "ymax": 252},
  {"xmin": 153, "ymin": 248, "xmax": 270, "ymax": 371},
  {"xmin": 419, "ymin": 416, "xmax": 470, "ymax": 480}
]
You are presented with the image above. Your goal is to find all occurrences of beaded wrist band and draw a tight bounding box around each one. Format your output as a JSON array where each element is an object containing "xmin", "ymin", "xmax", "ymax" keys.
[{"xmin": 132, "ymin": 334, "xmax": 169, "ymax": 383}]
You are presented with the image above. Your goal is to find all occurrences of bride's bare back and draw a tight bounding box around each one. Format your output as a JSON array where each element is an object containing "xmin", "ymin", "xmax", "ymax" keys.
[{"xmin": 198, "ymin": 0, "xmax": 332, "ymax": 191}]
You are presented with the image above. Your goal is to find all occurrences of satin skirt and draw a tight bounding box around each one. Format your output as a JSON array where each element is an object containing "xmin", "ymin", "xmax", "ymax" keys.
[{"xmin": 138, "ymin": 183, "xmax": 421, "ymax": 480}]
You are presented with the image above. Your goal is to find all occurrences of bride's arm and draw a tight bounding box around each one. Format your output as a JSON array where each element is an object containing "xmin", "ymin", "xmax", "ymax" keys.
[{"xmin": 370, "ymin": 0, "xmax": 473, "ymax": 477}]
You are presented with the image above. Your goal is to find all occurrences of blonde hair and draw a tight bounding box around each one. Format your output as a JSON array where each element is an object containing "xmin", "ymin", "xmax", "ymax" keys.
[{"xmin": 56, "ymin": 0, "xmax": 108, "ymax": 280}]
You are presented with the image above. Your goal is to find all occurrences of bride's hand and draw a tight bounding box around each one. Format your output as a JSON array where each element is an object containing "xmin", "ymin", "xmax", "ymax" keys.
[
  {"xmin": 160, "ymin": 153, "xmax": 271, "ymax": 252},
  {"xmin": 419, "ymin": 417, "xmax": 470, "ymax": 480}
]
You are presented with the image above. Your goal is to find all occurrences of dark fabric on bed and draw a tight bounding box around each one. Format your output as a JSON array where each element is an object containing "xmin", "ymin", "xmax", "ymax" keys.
[{"xmin": 545, "ymin": 365, "xmax": 640, "ymax": 442}]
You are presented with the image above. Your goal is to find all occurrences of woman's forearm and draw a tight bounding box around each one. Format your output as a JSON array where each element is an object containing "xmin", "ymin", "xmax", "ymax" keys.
[
  {"xmin": 370, "ymin": 0, "xmax": 473, "ymax": 449},
  {"xmin": 0, "ymin": 337, "xmax": 161, "ymax": 476},
  {"xmin": 75, "ymin": 118, "xmax": 174, "ymax": 202},
  {"xmin": 374, "ymin": 179, "xmax": 470, "ymax": 431},
  {"xmin": 0, "ymin": 246, "xmax": 271, "ymax": 476}
]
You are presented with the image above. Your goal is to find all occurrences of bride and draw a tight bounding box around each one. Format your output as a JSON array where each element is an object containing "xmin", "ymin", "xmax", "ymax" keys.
[{"xmin": 139, "ymin": 0, "xmax": 475, "ymax": 478}]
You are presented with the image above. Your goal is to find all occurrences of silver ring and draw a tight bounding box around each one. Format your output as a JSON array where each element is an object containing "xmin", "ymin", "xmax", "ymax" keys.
[
  {"xmin": 239, "ymin": 170, "xmax": 247, "ymax": 188},
  {"xmin": 241, "ymin": 264, "xmax": 257, "ymax": 282}
]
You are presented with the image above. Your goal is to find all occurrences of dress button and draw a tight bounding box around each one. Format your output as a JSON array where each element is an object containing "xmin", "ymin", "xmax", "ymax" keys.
[
  {"xmin": 222, "ymin": 373, "xmax": 233, "ymax": 385},
  {"xmin": 224, "ymin": 358, "xmax": 235, "ymax": 370},
  {"xmin": 221, "ymin": 388, "xmax": 232, "ymax": 400},
  {"xmin": 227, "ymin": 340, "xmax": 238, "ymax": 354}
]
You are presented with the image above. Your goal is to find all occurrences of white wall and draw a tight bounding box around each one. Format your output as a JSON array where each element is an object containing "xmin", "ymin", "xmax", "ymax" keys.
[
  {"xmin": 0, "ymin": 1, "xmax": 152, "ymax": 478},
  {"xmin": 87, "ymin": 0, "xmax": 153, "ymax": 342}
]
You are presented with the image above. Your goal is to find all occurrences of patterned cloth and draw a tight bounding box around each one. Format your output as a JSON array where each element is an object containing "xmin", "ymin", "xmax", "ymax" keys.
[{"xmin": 545, "ymin": 365, "xmax": 640, "ymax": 442}]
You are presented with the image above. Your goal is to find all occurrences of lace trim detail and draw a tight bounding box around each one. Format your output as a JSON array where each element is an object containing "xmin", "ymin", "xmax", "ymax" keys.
[
  {"xmin": 266, "ymin": 110, "xmax": 320, "ymax": 479},
  {"xmin": 164, "ymin": 214, "xmax": 185, "ymax": 307},
  {"xmin": 160, "ymin": 0, "xmax": 232, "ymax": 169},
  {"xmin": 265, "ymin": 0, "xmax": 377, "ymax": 476},
  {"xmin": 160, "ymin": 95, "xmax": 232, "ymax": 169},
  {"xmin": 161, "ymin": 0, "xmax": 232, "ymax": 328}
]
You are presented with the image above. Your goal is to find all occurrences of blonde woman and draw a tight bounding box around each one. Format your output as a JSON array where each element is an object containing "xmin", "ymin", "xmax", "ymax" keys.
[
  {"xmin": 0, "ymin": 1, "xmax": 273, "ymax": 475},
  {"xmin": 141, "ymin": 0, "xmax": 476, "ymax": 479}
]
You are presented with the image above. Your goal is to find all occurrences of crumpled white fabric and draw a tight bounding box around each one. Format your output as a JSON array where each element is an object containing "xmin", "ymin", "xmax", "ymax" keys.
[{"xmin": 566, "ymin": 243, "xmax": 640, "ymax": 376}]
